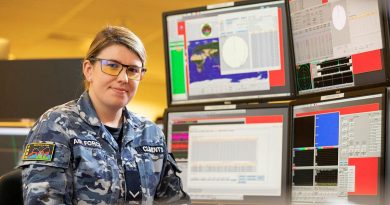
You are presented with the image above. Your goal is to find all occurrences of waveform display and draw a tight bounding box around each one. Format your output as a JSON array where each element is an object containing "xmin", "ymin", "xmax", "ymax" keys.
[
  {"xmin": 294, "ymin": 149, "xmax": 314, "ymax": 167},
  {"xmin": 316, "ymin": 148, "xmax": 338, "ymax": 166},
  {"xmin": 315, "ymin": 169, "xmax": 338, "ymax": 186},
  {"xmin": 293, "ymin": 169, "xmax": 314, "ymax": 186}
]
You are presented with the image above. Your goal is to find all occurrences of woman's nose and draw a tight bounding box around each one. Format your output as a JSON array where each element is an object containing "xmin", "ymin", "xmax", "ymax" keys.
[{"xmin": 117, "ymin": 67, "xmax": 129, "ymax": 82}]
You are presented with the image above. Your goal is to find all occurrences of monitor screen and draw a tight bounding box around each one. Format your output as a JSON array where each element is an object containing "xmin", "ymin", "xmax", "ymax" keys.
[
  {"xmin": 289, "ymin": 0, "xmax": 388, "ymax": 95},
  {"xmin": 292, "ymin": 91, "xmax": 384, "ymax": 204},
  {"xmin": 163, "ymin": 0, "xmax": 294, "ymax": 105},
  {"xmin": 0, "ymin": 126, "xmax": 30, "ymax": 176},
  {"xmin": 165, "ymin": 105, "xmax": 289, "ymax": 204},
  {"xmin": 0, "ymin": 59, "xmax": 84, "ymax": 119}
]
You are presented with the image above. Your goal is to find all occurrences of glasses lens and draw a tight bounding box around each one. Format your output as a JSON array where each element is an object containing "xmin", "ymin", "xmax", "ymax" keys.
[
  {"xmin": 127, "ymin": 67, "xmax": 145, "ymax": 81},
  {"xmin": 101, "ymin": 60, "xmax": 122, "ymax": 76}
]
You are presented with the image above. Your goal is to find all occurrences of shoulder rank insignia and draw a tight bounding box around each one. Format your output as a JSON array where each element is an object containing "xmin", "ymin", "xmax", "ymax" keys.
[{"xmin": 22, "ymin": 143, "xmax": 55, "ymax": 161}]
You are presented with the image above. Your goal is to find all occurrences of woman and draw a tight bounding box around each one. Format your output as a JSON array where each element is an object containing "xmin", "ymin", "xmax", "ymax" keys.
[{"xmin": 18, "ymin": 26, "xmax": 189, "ymax": 205}]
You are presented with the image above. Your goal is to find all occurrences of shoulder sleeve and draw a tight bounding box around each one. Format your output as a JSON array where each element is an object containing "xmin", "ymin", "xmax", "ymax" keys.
[
  {"xmin": 156, "ymin": 123, "xmax": 165, "ymax": 141},
  {"xmin": 18, "ymin": 111, "xmax": 73, "ymax": 204}
]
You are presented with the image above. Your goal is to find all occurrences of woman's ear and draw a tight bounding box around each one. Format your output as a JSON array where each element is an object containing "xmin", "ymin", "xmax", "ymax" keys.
[{"xmin": 83, "ymin": 60, "xmax": 94, "ymax": 82}]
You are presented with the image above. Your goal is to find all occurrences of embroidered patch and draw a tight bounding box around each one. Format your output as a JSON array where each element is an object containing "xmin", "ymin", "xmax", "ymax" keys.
[
  {"xmin": 22, "ymin": 143, "xmax": 55, "ymax": 161},
  {"xmin": 71, "ymin": 138, "xmax": 102, "ymax": 148},
  {"xmin": 135, "ymin": 145, "xmax": 164, "ymax": 154}
]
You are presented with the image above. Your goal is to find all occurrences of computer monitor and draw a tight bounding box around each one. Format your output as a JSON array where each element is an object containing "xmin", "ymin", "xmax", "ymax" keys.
[
  {"xmin": 292, "ymin": 88, "xmax": 385, "ymax": 204},
  {"xmin": 0, "ymin": 59, "xmax": 84, "ymax": 119},
  {"xmin": 163, "ymin": 0, "xmax": 295, "ymax": 105},
  {"xmin": 0, "ymin": 126, "xmax": 30, "ymax": 176},
  {"xmin": 164, "ymin": 104, "xmax": 290, "ymax": 204},
  {"xmin": 289, "ymin": 0, "xmax": 389, "ymax": 95}
]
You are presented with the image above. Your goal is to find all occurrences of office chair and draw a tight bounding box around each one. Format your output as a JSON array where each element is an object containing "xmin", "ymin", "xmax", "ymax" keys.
[{"xmin": 0, "ymin": 169, "xmax": 23, "ymax": 205}]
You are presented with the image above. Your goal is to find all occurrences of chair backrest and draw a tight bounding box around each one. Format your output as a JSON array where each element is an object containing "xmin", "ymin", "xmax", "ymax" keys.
[{"xmin": 0, "ymin": 169, "xmax": 23, "ymax": 205}]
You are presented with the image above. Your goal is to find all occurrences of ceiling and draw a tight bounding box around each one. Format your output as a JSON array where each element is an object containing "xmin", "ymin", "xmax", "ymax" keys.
[
  {"xmin": 0, "ymin": 0, "xmax": 236, "ymax": 120},
  {"xmin": 0, "ymin": 0, "xmax": 234, "ymax": 81}
]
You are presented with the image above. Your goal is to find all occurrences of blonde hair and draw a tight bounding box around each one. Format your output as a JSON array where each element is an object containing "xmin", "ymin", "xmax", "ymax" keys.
[{"xmin": 83, "ymin": 25, "xmax": 146, "ymax": 89}]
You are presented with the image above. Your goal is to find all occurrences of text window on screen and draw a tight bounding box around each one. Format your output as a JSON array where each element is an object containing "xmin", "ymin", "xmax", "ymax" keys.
[{"xmin": 187, "ymin": 123, "xmax": 283, "ymax": 200}]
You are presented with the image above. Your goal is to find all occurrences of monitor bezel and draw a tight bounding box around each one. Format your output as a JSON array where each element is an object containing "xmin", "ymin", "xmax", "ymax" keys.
[
  {"xmin": 385, "ymin": 87, "xmax": 390, "ymax": 204},
  {"xmin": 163, "ymin": 103, "xmax": 292, "ymax": 205},
  {"xmin": 162, "ymin": 0, "xmax": 297, "ymax": 107}
]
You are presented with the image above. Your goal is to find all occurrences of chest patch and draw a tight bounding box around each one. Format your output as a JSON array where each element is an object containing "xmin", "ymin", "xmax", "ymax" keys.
[
  {"xmin": 71, "ymin": 138, "xmax": 102, "ymax": 148},
  {"xmin": 22, "ymin": 143, "xmax": 55, "ymax": 161},
  {"xmin": 136, "ymin": 145, "xmax": 164, "ymax": 154}
]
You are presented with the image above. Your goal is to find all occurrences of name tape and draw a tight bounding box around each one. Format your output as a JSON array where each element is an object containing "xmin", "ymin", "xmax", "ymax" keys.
[
  {"xmin": 136, "ymin": 145, "xmax": 164, "ymax": 154},
  {"xmin": 71, "ymin": 138, "xmax": 102, "ymax": 149}
]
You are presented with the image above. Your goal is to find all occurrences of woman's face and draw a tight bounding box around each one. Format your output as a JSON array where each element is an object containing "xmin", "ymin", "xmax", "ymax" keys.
[{"xmin": 83, "ymin": 44, "xmax": 142, "ymax": 111}]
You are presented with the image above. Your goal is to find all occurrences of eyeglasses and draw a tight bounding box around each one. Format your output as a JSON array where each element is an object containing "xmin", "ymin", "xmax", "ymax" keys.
[{"xmin": 89, "ymin": 58, "xmax": 147, "ymax": 81}]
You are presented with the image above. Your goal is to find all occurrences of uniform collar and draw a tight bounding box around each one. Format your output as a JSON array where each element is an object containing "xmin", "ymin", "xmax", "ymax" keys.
[
  {"xmin": 122, "ymin": 105, "xmax": 144, "ymax": 146},
  {"xmin": 77, "ymin": 91, "xmax": 101, "ymax": 127},
  {"xmin": 77, "ymin": 91, "xmax": 144, "ymax": 148},
  {"xmin": 77, "ymin": 91, "xmax": 143, "ymax": 129}
]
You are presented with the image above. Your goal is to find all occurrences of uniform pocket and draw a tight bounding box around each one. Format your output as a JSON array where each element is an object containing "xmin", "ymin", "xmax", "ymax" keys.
[
  {"xmin": 134, "ymin": 145, "xmax": 165, "ymax": 173},
  {"xmin": 89, "ymin": 148, "xmax": 118, "ymax": 180},
  {"xmin": 73, "ymin": 147, "xmax": 121, "ymax": 203},
  {"xmin": 152, "ymin": 153, "xmax": 164, "ymax": 173}
]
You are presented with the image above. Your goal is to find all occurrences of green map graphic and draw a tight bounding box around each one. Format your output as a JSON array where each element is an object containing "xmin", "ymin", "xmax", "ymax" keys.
[{"xmin": 190, "ymin": 41, "xmax": 219, "ymax": 73}]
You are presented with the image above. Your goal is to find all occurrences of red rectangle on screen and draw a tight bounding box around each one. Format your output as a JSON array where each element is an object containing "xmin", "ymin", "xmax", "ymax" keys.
[
  {"xmin": 172, "ymin": 143, "xmax": 188, "ymax": 150},
  {"xmin": 352, "ymin": 49, "xmax": 382, "ymax": 74},
  {"xmin": 177, "ymin": 21, "xmax": 185, "ymax": 35},
  {"xmin": 322, "ymin": 0, "xmax": 328, "ymax": 4},
  {"xmin": 246, "ymin": 115, "xmax": 283, "ymax": 123},
  {"xmin": 348, "ymin": 157, "xmax": 379, "ymax": 195},
  {"xmin": 295, "ymin": 103, "xmax": 379, "ymax": 117},
  {"xmin": 269, "ymin": 8, "xmax": 285, "ymax": 87}
]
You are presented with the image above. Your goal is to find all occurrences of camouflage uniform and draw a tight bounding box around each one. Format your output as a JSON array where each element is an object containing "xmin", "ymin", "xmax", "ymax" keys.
[{"xmin": 18, "ymin": 92, "xmax": 173, "ymax": 205}]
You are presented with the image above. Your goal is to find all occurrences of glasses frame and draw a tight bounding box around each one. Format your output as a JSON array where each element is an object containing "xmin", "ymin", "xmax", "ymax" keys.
[{"xmin": 89, "ymin": 57, "xmax": 147, "ymax": 81}]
